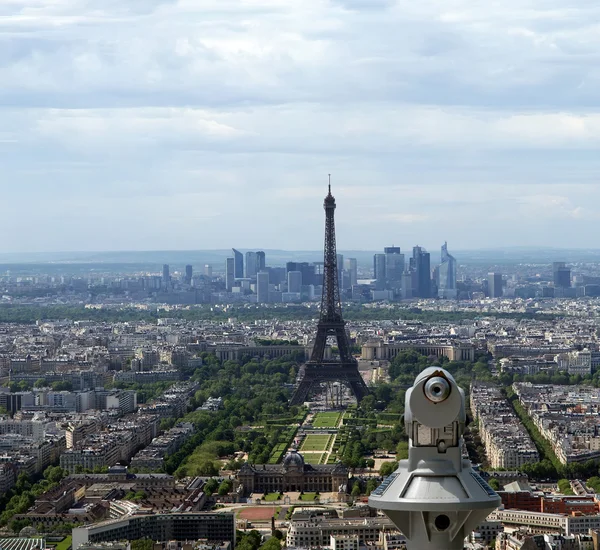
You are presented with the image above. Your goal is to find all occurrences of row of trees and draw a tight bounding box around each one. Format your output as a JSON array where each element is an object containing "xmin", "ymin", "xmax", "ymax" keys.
[
  {"xmin": 0, "ymin": 304, "xmax": 562, "ymax": 326},
  {"xmin": 162, "ymin": 352, "xmax": 303, "ymax": 478},
  {"xmin": 8, "ymin": 380, "xmax": 73, "ymax": 393}
]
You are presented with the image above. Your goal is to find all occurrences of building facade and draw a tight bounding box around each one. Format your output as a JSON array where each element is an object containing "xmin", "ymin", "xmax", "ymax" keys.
[{"xmin": 237, "ymin": 451, "xmax": 348, "ymax": 495}]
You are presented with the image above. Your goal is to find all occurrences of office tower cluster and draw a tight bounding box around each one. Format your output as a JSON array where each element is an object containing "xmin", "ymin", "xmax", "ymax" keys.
[
  {"xmin": 372, "ymin": 243, "xmax": 458, "ymax": 300},
  {"xmin": 222, "ymin": 249, "xmax": 360, "ymax": 304},
  {"xmin": 224, "ymin": 249, "xmax": 275, "ymax": 302}
]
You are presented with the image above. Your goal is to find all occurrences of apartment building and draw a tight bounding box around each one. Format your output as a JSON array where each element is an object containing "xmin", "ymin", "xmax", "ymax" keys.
[
  {"xmin": 470, "ymin": 384, "xmax": 539, "ymax": 469},
  {"xmin": 286, "ymin": 517, "xmax": 396, "ymax": 548},
  {"xmin": 72, "ymin": 513, "xmax": 235, "ymax": 550}
]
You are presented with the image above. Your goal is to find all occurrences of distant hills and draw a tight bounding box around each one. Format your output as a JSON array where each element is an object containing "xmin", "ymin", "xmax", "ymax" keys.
[{"xmin": 0, "ymin": 247, "xmax": 600, "ymax": 269}]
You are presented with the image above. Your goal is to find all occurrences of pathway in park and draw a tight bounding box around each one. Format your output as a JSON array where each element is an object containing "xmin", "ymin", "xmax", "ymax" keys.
[{"xmin": 297, "ymin": 410, "xmax": 347, "ymax": 465}]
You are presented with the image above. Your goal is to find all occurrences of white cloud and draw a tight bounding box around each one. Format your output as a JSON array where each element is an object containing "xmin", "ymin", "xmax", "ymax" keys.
[{"xmin": 1, "ymin": 0, "xmax": 600, "ymax": 251}]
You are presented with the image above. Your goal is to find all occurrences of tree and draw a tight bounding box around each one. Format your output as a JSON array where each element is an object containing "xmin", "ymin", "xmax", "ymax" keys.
[
  {"xmin": 237, "ymin": 530, "xmax": 262, "ymax": 550},
  {"xmin": 351, "ymin": 483, "xmax": 362, "ymax": 497},
  {"xmin": 43, "ymin": 466, "xmax": 65, "ymax": 484},
  {"xmin": 9, "ymin": 518, "xmax": 31, "ymax": 534},
  {"xmin": 488, "ymin": 478, "xmax": 500, "ymax": 491},
  {"xmin": 379, "ymin": 461, "xmax": 398, "ymax": 477},
  {"xmin": 51, "ymin": 381, "xmax": 73, "ymax": 392},
  {"xmin": 259, "ymin": 538, "xmax": 281, "ymax": 550},
  {"xmin": 366, "ymin": 478, "xmax": 379, "ymax": 495},
  {"xmin": 198, "ymin": 460, "xmax": 220, "ymax": 476},
  {"xmin": 131, "ymin": 540, "xmax": 153, "ymax": 550},
  {"xmin": 218, "ymin": 479, "xmax": 232, "ymax": 496},
  {"xmin": 204, "ymin": 478, "xmax": 219, "ymax": 496}
]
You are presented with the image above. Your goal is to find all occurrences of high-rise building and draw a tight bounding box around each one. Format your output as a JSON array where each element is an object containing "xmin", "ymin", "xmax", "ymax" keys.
[
  {"xmin": 286, "ymin": 262, "xmax": 316, "ymax": 286},
  {"xmin": 204, "ymin": 264, "xmax": 213, "ymax": 277},
  {"xmin": 266, "ymin": 266, "xmax": 286, "ymax": 286},
  {"xmin": 288, "ymin": 271, "xmax": 302, "ymax": 293},
  {"xmin": 553, "ymin": 262, "xmax": 571, "ymax": 288},
  {"xmin": 245, "ymin": 251, "xmax": 258, "ymax": 279},
  {"xmin": 344, "ymin": 258, "xmax": 358, "ymax": 287},
  {"xmin": 402, "ymin": 272, "xmax": 413, "ymax": 299},
  {"xmin": 185, "ymin": 265, "xmax": 193, "ymax": 285},
  {"xmin": 385, "ymin": 250, "xmax": 404, "ymax": 290},
  {"xmin": 373, "ymin": 254, "xmax": 387, "ymax": 291},
  {"xmin": 488, "ymin": 272, "xmax": 503, "ymax": 298},
  {"xmin": 225, "ymin": 258, "xmax": 235, "ymax": 292},
  {"xmin": 232, "ymin": 248, "xmax": 244, "ymax": 279},
  {"xmin": 336, "ymin": 254, "xmax": 344, "ymax": 290},
  {"xmin": 256, "ymin": 251, "xmax": 266, "ymax": 271},
  {"xmin": 438, "ymin": 242, "xmax": 457, "ymax": 299},
  {"xmin": 162, "ymin": 264, "xmax": 170, "ymax": 285},
  {"xmin": 384, "ymin": 246, "xmax": 401, "ymax": 255},
  {"xmin": 411, "ymin": 246, "xmax": 431, "ymax": 298},
  {"xmin": 256, "ymin": 272, "xmax": 270, "ymax": 303}
]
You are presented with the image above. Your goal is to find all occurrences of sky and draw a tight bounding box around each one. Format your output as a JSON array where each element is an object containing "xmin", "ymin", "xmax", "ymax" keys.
[{"xmin": 1, "ymin": 0, "xmax": 600, "ymax": 253}]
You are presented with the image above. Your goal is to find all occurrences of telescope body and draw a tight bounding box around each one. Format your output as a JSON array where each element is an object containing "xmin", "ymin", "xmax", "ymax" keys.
[{"xmin": 369, "ymin": 367, "xmax": 501, "ymax": 550}]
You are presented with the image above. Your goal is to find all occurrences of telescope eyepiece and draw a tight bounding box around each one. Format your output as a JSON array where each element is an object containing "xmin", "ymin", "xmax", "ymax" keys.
[{"xmin": 424, "ymin": 376, "xmax": 451, "ymax": 403}]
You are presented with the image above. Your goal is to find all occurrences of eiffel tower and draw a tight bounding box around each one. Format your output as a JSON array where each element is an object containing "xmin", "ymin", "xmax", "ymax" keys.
[{"xmin": 289, "ymin": 182, "xmax": 370, "ymax": 406}]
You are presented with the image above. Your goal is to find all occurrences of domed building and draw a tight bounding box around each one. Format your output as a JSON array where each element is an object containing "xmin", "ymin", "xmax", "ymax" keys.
[{"xmin": 237, "ymin": 450, "xmax": 348, "ymax": 495}]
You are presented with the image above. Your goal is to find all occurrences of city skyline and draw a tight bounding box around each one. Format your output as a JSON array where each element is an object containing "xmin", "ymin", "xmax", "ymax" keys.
[{"xmin": 2, "ymin": 1, "xmax": 599, "ymax": 252}]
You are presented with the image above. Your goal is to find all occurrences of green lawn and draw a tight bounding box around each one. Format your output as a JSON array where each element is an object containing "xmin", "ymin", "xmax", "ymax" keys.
[
  {"xmin": 55, "ymin": 537, "xmax": 72, "ymax": 550},
  {"xmin": 301, "ymin": 453, "xmax": 325, "ymax": 464},
  {"xmin": 301, "ymin": 434, "xmax": 330, "ymax": 451},
  {"xmin": 299, "ymin": 492, "xmax": 319, "ymax": 501},
  {"xmin": 264, "ymin": 492, "xmax": 283, "ymax": 501},
  {"xmin": 313, "ymin": 412, "xmax": 342, "ymax": 428}
]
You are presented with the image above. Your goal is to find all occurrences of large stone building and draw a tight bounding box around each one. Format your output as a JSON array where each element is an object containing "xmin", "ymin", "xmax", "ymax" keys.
[
  {"xmin": 361, "ymin": 340, "xmax": 475, "ymax": 362},
  {"xmin": 237, "ymin": 451, "xmax": 348, "ymax": 495}
]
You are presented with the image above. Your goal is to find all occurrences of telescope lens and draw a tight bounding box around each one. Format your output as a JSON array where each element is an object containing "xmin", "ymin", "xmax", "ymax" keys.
[{"xmin": 424, "ymin": 376, "xmax": 450, "ymax": 403}]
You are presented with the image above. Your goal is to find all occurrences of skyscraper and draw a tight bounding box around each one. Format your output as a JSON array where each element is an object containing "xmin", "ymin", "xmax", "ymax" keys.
[
  {"xmin": 245, "ymin": 251, "xmax": 258, "ymax": 279},
  {"xmin": 256, "ymin": 271, "xmax": 270, "ymax": 303},
  {"xmin": 288, "ymin": 271, "xmax": 302, "ymax": 293},
  {"xmin": 185, "ymin": 265, "xmax": 193, "ymax": 285},
  {"xmin": 385, "ymin": 249, "xmax": 404, "ymax": 291},
  {"xmin": 232, "ymin": 248, "xmax": 244, "ymax": 279},
  {"xmin": 225, "ymin": 258, "xmax": 235, "ymax": 292},
  {"xmin": 162, "ymin": 264, "xmax": 170, "ymax": 286},
  {"xmin": 553, "ymin": 262, "xmax": 571, "ymax": 288},
  {"xmin": 204, "ymin": 264, "xmax": 213, "ymax": 277},
  {"xmin": 344, "ymin": 258, "xmax": 358, "ymax": 287},
  {"xmin": 411, "ymin": 246, "xmax": 431, "ymax": 298},
  {"xmin": 286, "ymin": 262, "xmax": 316, "ymax": 286},
  {"xmin": 256, "ymin": 251, "xmax": 266, "ymax": 272},
  {"xmin": 438, "ymin": 242, "xmax": 457, "ymax": 299},
  {"xmin": 488, "ymin": 272, "xmax": 503, "ymax": 298},
  {"xmin": 373, "ymin": 254, "xmax": 387, "ymax": 291},
  {"xmin": 336, "ymin": 254, "xmax": 344, "ymax": 290}
]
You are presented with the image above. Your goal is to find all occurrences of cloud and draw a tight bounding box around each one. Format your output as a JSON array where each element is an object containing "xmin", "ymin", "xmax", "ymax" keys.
[{"xmin": 1, "ymin": 0, "xmax": 600, "ymax": 252}]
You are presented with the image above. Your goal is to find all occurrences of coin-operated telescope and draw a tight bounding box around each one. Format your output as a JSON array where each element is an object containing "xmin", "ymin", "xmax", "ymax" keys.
[{"xmin": 369, "ymin": 367, "xmax": 500, "ymax": 550}]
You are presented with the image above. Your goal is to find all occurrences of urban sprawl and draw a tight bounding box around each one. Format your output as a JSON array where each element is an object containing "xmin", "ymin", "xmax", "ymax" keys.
[{"xmin": 3, "ymin": 240, "xmax": 600, "ymax": 550}]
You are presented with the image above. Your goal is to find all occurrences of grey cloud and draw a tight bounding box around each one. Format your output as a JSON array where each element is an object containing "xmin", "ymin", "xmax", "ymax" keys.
[{"xmin": 1, "ymin": 0, "xmax": 600, "ymax": 251}]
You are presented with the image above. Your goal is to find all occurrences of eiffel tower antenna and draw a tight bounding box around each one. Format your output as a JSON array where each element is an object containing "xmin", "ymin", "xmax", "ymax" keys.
[{"xmin": 289, "ymin": 183, "xmax": 369, "ymax": 406}]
